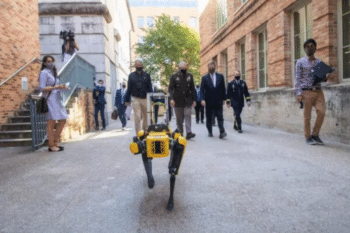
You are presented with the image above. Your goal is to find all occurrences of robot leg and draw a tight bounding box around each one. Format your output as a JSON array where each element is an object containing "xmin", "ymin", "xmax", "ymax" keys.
[
  {"xmin": 142, "ymin": 153, "xmax": 154, "ymax": 189},
  {"xmin": 167, "ymin": 141, "xmax": 186, "ymax": 210}
]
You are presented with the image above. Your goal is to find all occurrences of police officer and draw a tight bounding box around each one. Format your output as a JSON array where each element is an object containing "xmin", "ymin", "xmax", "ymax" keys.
[{"xmin": 226, "ymin": 70, "xmax": 251, "ymax": 133}]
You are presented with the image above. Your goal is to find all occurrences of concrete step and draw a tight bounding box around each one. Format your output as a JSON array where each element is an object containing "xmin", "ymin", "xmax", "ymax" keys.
[
  {"xmin": 15, "ymin": 110, "xmax": 31, "ymax": 117},
  {"xmin": 0, "ymin": 138, "xmax": 32, "ymax": 147},
  {"xmin": 0, "ymin": 130, "xmax": 32, "ymax": 140},
  {"xmin": 1, "ymin": 123, "xmax": 32, "ymax": 131},
  {"xmin": 8, "ymin": 116, "xmax": 31, "ymax": 123}
]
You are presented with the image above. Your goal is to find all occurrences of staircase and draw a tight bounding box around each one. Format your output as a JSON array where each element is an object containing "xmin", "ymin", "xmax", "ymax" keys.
[{"xmin": 0, "ymin": 100, "xmax": 33, "ymax": 147}]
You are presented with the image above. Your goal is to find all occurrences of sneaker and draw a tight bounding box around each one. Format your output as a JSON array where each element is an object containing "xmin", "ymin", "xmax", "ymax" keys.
[
  {"xmin": 208, "ymin": 133, "xmax": 213, "ymax": 137},
  {"xmin": 186, "ymin": 132, "xmax": 196, "ymax": 140},
  {"xmin": 219, "ymin": 132, "xmax": 227, "ymax": 139},
  {"xmin": 306, "ymin": 137, "xmax": 318, "ymax": 145},
  {"xmin": 311, "ymin": 135, "xmax": 324, "ymax": 145}
]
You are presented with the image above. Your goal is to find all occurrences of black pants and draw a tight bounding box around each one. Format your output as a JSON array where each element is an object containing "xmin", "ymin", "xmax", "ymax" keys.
[
  {"xmin": 206, "ymin": 104, "xmax": 225, "ymax": 134},
  {"xmin": 233, "ymin": 105, "xmax": 243, "ymax": 129},
  {"xmin": 195, "ymin": 101, "xmax": 204, "ymax": 123},
  {"xmin": 94, "ymin": 103, "xmax": 106, "ymax": 128}
]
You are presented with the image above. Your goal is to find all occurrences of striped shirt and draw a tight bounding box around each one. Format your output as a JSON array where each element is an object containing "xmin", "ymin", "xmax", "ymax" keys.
[{"xmin": 295, "ymin": 56, "xmax": 322, "ymax": 96}]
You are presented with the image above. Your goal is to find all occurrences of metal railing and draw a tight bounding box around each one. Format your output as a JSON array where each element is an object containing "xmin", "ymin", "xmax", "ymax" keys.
[
  {"xmin": 29, "ymin": 95, "xmax": 48, "ymax": 151},
  {"xmin": 29, "ymin": 53, "xmax": 96, "ymax": 150}
]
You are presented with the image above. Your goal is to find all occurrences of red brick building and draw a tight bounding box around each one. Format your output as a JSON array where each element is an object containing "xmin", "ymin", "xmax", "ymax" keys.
[
  {"xmin": 200, "ymin": 0, "xmax": 350, "ymax": 144},
  {"xmin": 0, "ymin": 0, "xmax": 41, "ymax": 126}
]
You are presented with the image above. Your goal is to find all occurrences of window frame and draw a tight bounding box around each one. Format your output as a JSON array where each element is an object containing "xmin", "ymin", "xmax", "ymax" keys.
[
  {"xmin": 291, "ymin": 1, "xmax": 313, "ymax": 86},
  {"xmin": 239, "ymin": 42, "xmax": 246, "ymax": 81},
  {"xmin": 147, "ymin": 16, "xmax": 154, "ymax": 28},
  {"xmin": 137, "ymin": 17, "xmax": 144, "ymax": 28},
  {"xmin": 339, "ymin": 0, "xmax": 350, "ymax": 82},
  {"xmin": 216, "ymin": 0, "xmax": 228, "ymax": 30},
  {"xmin": 257, "ymin": 29, "xmax": 268, "ymax": 90}
]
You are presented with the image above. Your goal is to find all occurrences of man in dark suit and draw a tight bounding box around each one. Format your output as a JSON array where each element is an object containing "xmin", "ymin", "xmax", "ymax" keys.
[
  {"xmin": 93, "ymin": 79, "xmax": 107, "ymax": 130},
  {"xmin": 200, "ymin": 61, "xmax": 227, "ymax": 139},
  {"xmin": 115, "ymin": 82, "xmax": 127, "ymax": 130},
  {"xmin": 195, "ymin": 84, "xmax": 204, "ymax": 123}
]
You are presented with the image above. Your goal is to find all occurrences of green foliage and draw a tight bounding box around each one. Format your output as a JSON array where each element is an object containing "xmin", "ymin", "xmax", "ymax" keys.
[{"xmin": 135, "ymin": 15, "xmax": 201, "ymax": 87}]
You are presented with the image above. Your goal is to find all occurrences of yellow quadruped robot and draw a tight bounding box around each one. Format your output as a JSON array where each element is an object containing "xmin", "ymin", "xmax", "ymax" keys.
[{"xmin": 129, "ymin": 92, "xmax": 187, "ymax": 211}]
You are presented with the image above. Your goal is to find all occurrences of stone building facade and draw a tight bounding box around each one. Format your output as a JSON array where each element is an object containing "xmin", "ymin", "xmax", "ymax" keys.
[
  {"xmin": 38, "ymin": 0, "xmax": 134, "ymax": 114},
  {"xmin": 200, "ymin": 0, "xmax": 350, "ymax": 144},
  {"xmin": 0, "ymin": 0, "xmax": 41, "ymax": 126}
]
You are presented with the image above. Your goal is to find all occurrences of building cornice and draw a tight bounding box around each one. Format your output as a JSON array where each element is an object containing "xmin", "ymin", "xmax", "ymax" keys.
[{"xmin": 39, "ymin": 2, "xmax": 112, "ymax": 23}]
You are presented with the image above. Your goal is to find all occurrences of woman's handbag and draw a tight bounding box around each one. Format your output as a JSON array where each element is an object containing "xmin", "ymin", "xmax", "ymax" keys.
[
  {"xmin": 111, "ymin": 108, "xmax": 118, "ymax": 120},
  {"xmin": 36, "ymin": 78, "xmax": 56, "ymax": 114}
]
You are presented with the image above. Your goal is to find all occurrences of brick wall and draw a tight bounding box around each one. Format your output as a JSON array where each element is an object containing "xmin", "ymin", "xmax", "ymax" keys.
[
  {"xmin": 61, "ymin": 89, "xmax": 96, "ymax": 141},
  {"xmin": 0, "ymin": 0, "xmax": 41, "ymax": 125}
]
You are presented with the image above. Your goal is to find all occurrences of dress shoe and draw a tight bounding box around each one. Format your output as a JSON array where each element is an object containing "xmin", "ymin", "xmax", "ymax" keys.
[
  {"xmin": 208, "ymin": 133, "xmax": 213, "ymax": 137},
  {"xmin": 186, "ymin": 132, "xmax": 196, "ymax": 140},
  {"xmin": 219, "ymin": 132, "xmax": 227, "ymax": 139}
]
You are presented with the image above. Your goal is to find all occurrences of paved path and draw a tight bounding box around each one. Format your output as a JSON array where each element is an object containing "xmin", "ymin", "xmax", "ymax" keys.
[{"xmin": 1, "ymin": 117, "xmax": 350, "ymax": 233}]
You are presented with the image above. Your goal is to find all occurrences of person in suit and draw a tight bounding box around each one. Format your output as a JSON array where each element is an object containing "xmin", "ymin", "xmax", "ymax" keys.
[
  {"xmin": 93, "ymin": 79, "xmax": 107, "ymax": 130},
  {"xmin": 195, "ymin": 84, "xmax": 204, "ymax": 123},
  {"xmin": 226, "ymin": 70, "xmax": 251, "ymax": 133},
  {"xmin": 115, "ymin": 82, "xmax": 128, "ymax": 130},
  {"xmin": 201, "ymin": 60, "xmax": 227, "ymax": 139},
  {"xmin": 169, "ymin": 61, "xmax": 196, "ymax": 139}
]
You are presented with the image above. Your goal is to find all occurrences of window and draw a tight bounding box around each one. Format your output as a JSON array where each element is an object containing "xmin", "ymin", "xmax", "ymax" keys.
[
  {"xmin": 293, "ymin": 3, "xmax": 313, "ymax": 65},
  {"xmin": 147, "ymin": 17, "xmax": 154, "ymax": 27},
  {"xmin": 221, "ymin": 50, "xmax": 228, "ymax": 83},
  {"xmin": 138, "ymin": 36, "xmax": 144, "ymax": 44},
  {"xmin": 342, "ymin": 0, "xmax": 350, "ymax": 79},
  {"xmin": 240, "ymin": 43, "xmax": 246, "ymax": 81},
  {"xmin": 190, "ymin": 17, "xmax": 197, "ymax": 28},
  {"xmin": 173, "ymin": 16, "xmax": 180, "ymax": 24},
  {"xmin": 258, "ymin": 30, "xmax": 268, "ymax": 89},
  {"xmin": 137, "ymin": 17, "xmax": 144, "ymax": 28},
  {"xmin": 217, "ymin": 0, "xmax": 228, "ymax": 29}
]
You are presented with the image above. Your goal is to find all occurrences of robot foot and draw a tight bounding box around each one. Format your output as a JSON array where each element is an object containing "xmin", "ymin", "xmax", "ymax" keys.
[
  {"xmin": 147, "ymin": 175, "xmax": 155, "ymax": 189},
  {"xmin": 167, "ymin": 198, "xmax": 174, "ymax": 211}
]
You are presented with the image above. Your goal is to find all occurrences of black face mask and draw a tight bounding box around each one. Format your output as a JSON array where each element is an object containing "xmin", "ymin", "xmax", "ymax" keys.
[
  {"xmin": 235, "ymin": 76, "xmax": 241, "ymax": 80},
  {"xmin": 196, "ymin": 85, "xmax": 200, "ymax": 88},
  {"xmin": 136, "ymin": 67, "xmax": 143, "ymax": 72},
  {"xmin": 181, "ymin": 69, "xmax": 187, "ymax": 75},
  {"xmin": 209, "ymin": 68, "xmax": 215, "ymax": 74}
]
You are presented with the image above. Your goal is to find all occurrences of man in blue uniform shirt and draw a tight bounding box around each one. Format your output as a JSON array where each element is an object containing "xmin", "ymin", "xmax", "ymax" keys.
[
  {"xmin": 115, "ymin": 82, "xmax": 128, "ymax": 130},
  {"xmin": 226, "ymin": 70, "xmax": 251, "ymax": 133},
  {"xmin": 93, "ymin": 79, "xmax": 107, "ymax": 130}
]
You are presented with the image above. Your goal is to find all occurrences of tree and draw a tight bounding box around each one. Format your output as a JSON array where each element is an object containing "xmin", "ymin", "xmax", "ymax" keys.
[{"xmin": 135, "ymin": 15, "xmax": 201, "ymax": 87}]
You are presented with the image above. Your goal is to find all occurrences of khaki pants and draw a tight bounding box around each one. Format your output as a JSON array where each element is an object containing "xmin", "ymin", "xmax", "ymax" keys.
[
  {"xmin": 132, "ymin": 97, "xmax": 148, "ymax": 134},
  {"xmin": 174, "ymin": 107, "xmax": 192, "ymax": 135},
  {"xmin": 302, "ymin": 90, "xmax": 326, "ymax": 139}
]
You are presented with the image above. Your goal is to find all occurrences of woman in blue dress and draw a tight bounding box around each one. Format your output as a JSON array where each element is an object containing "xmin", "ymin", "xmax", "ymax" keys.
[{"xmin": 38, "ymin": 56, "xmax": 69, "ymax": 152}]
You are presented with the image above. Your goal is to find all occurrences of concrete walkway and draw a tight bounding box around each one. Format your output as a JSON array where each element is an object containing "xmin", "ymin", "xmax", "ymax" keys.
[{"xmin": 0, "ymin": 117, "xmax": 350, "ymax": 233}]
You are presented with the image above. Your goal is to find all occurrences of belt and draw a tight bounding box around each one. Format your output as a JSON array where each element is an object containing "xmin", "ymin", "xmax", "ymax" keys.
[{"xmin": 302, "ymin": 87, "xmax": 321, "ymax": 91}]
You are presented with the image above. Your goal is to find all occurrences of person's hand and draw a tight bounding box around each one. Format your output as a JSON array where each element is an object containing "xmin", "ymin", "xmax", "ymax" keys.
[
  {"xmin": 125, "ymin": 102, "xmax": 130, "ymax": 106},
  {"xmin": 57, "ymin": 84, "xmax": 68, "ymax": 90},
  {"xmin": 170, "ymin": 100, "xmax": 175, "ymax": 107},
  {"xmin": 247, "ymin": 101, "xmax": 251, "ymax": 107},
  {"xmin": 201, "ymin": 100, "xmax": 206, "ymax": 107},
  {"xmin": 297, "ymin": 95, "xmax": 303, "ymax": 103},
  {"xmin": 193, "ymin": 102, "xmax": 196, "ymax": 108}
]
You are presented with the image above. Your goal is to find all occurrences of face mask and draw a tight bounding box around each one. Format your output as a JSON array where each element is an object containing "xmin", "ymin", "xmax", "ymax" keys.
[
  {"xmin": 196, "ymin": 85, "xmax": 200, "ymax": 88},
  {"xmin": 181, "ymin": 69, "xmax": 187, "ymax": 75},
  {"xmin": 136, "ymin": 67, "xmax": 143, "ymax": 72},
  {"xmin": 209, "ymin": 68, "xmax": 215, "ymax": 74},
  {"xmin": 46, "ymin": 62, "xmax": 55, "ymax": 70},
  {"xmin": 235, "ymin": 76, "xmax": 241, "ymax": 80},
  {"xmin": 305, "ymin": 49, "xmax": 315, "ymax": 56}
]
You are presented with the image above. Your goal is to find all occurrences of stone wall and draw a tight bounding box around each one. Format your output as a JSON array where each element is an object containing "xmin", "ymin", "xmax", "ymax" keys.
[
  {"xmin": 224, "ymin": 84, "xmax": 350, "ymax": 144},
  {"xmin": 61, "ymin": 89, "xmax": 96, "ymax": 141}
]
